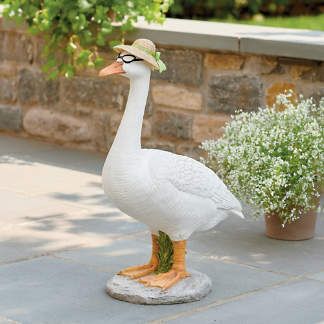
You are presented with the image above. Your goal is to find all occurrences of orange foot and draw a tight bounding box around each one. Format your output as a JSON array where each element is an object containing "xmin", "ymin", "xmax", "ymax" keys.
[
  {"xmin": 118, "ymin": 263, "xmax": 157, "ymax": 279},
  {"xmin": 138, "ymin": 269, "xmax": 190, "ymax": 290}
]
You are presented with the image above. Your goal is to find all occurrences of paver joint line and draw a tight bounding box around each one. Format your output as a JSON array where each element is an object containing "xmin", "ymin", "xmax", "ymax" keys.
[
  {"xmin": 0, "ymin": 245, "xmax": 84, "ymax": 267},
  {"xmin": 149, "ymin": 276, "xmax": 303, "ymax": 323},
  {"xmin": 193, "ymin": 252, "xmax": 295, "ymax": 278}
]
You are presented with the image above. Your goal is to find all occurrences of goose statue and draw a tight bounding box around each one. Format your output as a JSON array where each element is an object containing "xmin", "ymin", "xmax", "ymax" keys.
[{"xmin": 99, "ymin": 39, "xmax": 244, "ymax": 290}]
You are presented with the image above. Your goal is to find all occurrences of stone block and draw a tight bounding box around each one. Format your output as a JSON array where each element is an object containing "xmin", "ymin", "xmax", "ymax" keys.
[
  {"xmin": 39, "ymin": 77, "xmax": 59, "ymax": 106},
  {"xmin": 205, "ymin": 53, "xmax": 244, "ymax": 70},
  {"xmin": 152, "ymin": 83, "xmax": 202, "ymax": 111},
  {"xmin": 208, "ymin": 74, "xmax": 263, "ymax": 113},
  {"xmin": 111, "ymin": 113, "xmax": 152, "ymax": 139},
  {"xmin": 23, "ymin": 108, "xmax": 92, "ymax": 143},
  {"xmin": 193, "ymin": 113, "xmax": 230, "ymax": 143},
  {"xmin": 309, "ymin": 87, "xmax": 324, "ymax": 105},
  {"xmin": 141, "ymin": 119, "xmax": 152, "ymax": 139},
  {"xmin": 61, "ymin": 77, "xmax": 124, "ymax": 110},
  {"xmin": 1, "ymin": 31, "xmax": 34, "ymax": 63},
  {"xmin": 0, "ymin": 31, "xmax": 4, "ymax": 61},
  {"xmin": 17, "ymin": 69, "xmax": 59, "ymax": 105},
  {"xmin": 144, "ymin": 91, "xmax": 154, "ymax": 116},
  {"xmin": 110, "ymin": 113, "xmax": 122, "ymax": 134},
  {"xmin": 91, "ymin": 110, "xmax": 111, "ymax": 151},
  {"xmin": 243, "ymin": 56, "xmax": 278, "ymax": 74},
  {"xmin": 176, "ymin": 143, "xmax": 202, "ymax": 160},
  {"xmin": 152, "ymin": 48, "xmax": 203, "ymax": 86},
  {"xmin": 155, "ymin": 110, "xmax": 193, "ymax": 140},
  {"xmin": 0, "ymin": 105, "xmax": 22, "ymax": 131},
  {"xmin": 0, "ymin": 77, "xmax": 16, "ymax": 104},
  {"xmin": 319, "ymin": 63, "xmax": 324, "ymax": 82},
  {"xmin": 0, "ymin": 62, "xmax": 18, "ymax": 77},
  {"xmin": 266, "ymin": 82, "xmax": 296, "ymax": 106},
  {"xmin": 289, "ymin": 64, "xmax": 317, "ymax": 80},
  {"xmin": 17, "ymin": 69, "xmax": 37, "ymax": 104},
  {"xmin": 142, "ymin": 140, "xmax": 175, "ymax": 152}
]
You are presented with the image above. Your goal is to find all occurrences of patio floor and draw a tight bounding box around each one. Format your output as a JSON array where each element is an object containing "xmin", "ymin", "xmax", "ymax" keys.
[{"xmin": 0, "ymin": 134, "xmax": 324, "ymax": 324}]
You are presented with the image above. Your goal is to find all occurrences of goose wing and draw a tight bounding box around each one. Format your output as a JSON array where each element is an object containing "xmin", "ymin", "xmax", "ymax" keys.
[{"xmin": 147, "ymin": 149, "xmax": 241, "ymax": 210}]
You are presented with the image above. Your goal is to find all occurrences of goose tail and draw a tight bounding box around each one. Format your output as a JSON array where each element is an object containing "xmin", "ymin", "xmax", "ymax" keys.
[{"xmin": 232, "ymin": 209, "xmax": 245, "ymax": 219}]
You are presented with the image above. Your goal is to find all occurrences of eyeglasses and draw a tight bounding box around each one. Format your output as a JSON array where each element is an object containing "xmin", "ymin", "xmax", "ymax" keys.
[{"xmin": 117, "ymin": 53, "xmax": 144, "ymax": 64}]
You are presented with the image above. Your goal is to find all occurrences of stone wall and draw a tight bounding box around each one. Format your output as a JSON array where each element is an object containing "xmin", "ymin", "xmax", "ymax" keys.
[{"xmin": 1, "ymin": 19, "xmax": 323, "ymax": 158}]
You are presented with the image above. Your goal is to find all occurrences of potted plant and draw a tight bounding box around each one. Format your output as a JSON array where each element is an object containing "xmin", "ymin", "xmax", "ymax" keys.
[{"xmin": 201, "ymin": 92, "xmax": 323, "ymax": 240}]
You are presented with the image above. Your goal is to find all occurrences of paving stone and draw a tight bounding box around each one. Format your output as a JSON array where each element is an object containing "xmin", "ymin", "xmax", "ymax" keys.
[
  {"xmin": 189, "ymin": 215, "xmax": 324, "ymax": 275},
  {"xmin": 0, "ymin": 256, "xmax": 278, "ymax": 324},
  {"xmin": 307, "ymin": 271, "xmax": 324, "ymax": 282},
  {"xmin": 0, "ymin": 316, "xmax": 18, "ymax": 324},
  {"xmin": 166, "ymin": 279, "xmax": 324, "ymax": 324},
  {"xmin": 0, "ymin": 189, "xmax": 84, "ymax": 225},
  {"xmin": 0, "ymin": 106, "xmax": 21, "ymax": 131},
  {"xmin": 56, "ymin": 235, "xmax": 287, "ymax": 313},
  {"xmin": 0, "ymin": 140, "xmax": 105, "ymax": 174},
  {"xmin": 0, "ymin": 135, "xmax": 323, "ymax": 323},
  {"xmin": 0, "ymin": 134, "xmax": 57, "ymax": 154}
]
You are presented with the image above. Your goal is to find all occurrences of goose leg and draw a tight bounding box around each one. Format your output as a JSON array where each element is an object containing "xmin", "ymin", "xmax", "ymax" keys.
[
  {"xmin": 138, "ymin": 240, "xmax": 190, "ymax": 290},
  {"xmin": 118, "ymin": 234, "xmax": 159, "ymax": 279}
]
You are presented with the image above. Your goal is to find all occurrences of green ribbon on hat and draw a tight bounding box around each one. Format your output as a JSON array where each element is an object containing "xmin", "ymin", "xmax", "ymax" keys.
[
  {"xmin": 154, "ymin": 51, "xmax": 166, "ymax": 73},
  {"xmin": 132, "ymin": 44, "xmax": 166, "ymax": 73}
]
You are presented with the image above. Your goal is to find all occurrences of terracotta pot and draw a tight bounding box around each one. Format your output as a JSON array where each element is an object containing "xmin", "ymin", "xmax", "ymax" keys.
[{"xmin": 264, "ymin": 210, "xmax": 317, "ymax": 241}]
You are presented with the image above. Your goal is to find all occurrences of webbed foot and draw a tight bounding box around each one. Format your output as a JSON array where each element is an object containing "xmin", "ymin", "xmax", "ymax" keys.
[
  {"xmin": 138, "ymin": 269, "xmax": 189, "ymax": 290},
  {"xmin": 118, "ymin": 263, "xmax": 157, "ymax": 279}
]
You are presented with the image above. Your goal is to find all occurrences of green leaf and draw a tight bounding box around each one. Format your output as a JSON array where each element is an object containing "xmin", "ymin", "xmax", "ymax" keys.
[
  {"xmin": 155, "ymin": 231, "xmax": 173, "ymax": 274},
  {"xmin": 2, "ymin": 0, "xmax": 171, "ymax": 78}
]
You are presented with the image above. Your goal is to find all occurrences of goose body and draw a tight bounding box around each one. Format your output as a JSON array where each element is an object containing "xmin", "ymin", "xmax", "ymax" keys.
[
  {"xmin": 100, "ymin": 39, "xmax": 244, "ymax": 290},
  {"xmin": 103, "ymin": 147, "xmax": 242, "ymax": 240}
]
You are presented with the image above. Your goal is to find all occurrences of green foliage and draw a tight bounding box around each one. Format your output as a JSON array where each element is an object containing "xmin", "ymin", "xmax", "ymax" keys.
[
  {"xmin": 212, "ymin": 14, "xmax": 324, "ymax": 31},
  {"xmin": 156, "ymin": 231, "xmax": 173, "ymax": 273},
  {"xmin": 201, "ymin": 92, "xmax": 324, "ymax": 225},
  {"xmin": 168, "ymin": 0, "xmax": 323, "ymax": 20},
  {"xmin": 2, "ymin": 0, "xmax": 172, "ymax": 78}
]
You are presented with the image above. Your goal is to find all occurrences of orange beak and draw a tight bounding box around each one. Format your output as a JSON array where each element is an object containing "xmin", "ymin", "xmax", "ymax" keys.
[{"xmin": 99, "ymin": 61, "xmax": 124, "ymax": 77}]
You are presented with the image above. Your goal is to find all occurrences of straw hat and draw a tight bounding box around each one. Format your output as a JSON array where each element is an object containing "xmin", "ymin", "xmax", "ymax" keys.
[{"xmin": 113, "ymin": 39, "xmax": 166, "ymax": 72}]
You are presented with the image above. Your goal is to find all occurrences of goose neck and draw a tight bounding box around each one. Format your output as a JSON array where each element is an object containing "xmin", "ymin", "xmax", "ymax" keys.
[{"xmin": 110, "ymin": 75, "xmax": 150, "ymax": 153}]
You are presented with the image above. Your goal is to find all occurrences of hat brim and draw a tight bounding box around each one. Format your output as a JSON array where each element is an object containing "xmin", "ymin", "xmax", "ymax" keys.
[{"xmin": 113, "ymin": 44, "xmax": 159, "ymax": 70}]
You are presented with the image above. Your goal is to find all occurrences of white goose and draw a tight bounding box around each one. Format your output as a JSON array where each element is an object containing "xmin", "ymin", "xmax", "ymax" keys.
[{"xmin": 99, "ymin": 39, "xmax": 244, "ymax": 290}]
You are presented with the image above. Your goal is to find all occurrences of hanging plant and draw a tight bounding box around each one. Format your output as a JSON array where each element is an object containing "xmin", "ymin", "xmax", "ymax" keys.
[{"xmin": 2, "ymin": 0, "xmax": 172, "ymax": 78}]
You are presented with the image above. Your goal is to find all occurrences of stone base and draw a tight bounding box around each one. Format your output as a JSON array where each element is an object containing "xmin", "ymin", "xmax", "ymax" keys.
[{"xmin": 106, "ymin": 269, "xmax": 212, "ymax": 305}]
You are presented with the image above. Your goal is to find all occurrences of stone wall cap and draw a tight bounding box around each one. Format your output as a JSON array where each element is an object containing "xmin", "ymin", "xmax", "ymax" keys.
[
  {"xmin": 130, "ymin": 17, "xmax": 324, "ymax": 61},
  {"xmin": 1, "ymin": 8, "xmax": 323, "ymax": 61}
]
